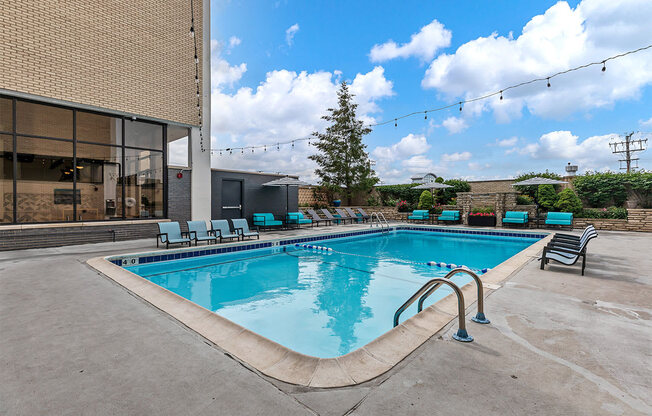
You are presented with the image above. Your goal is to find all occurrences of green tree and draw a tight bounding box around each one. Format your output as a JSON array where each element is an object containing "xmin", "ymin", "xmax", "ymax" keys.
[
  {"xmin": 438, "ymin": 179, "xmax": 471, "ymax": 204},
  {"xmin": 537, "ymin": 184, "xmax": 558, "ymax": 211},
  {"xmin": 554, "ymin": 188, "xmax": 583, "ymax": 214},
  {"xmin": 309, "ymin": 81, "xmax": 378, "ymax": 204},
  {"xmin": 435, "ymin": 176, "xmax": 444, "ymax": 183},
  {"xmin": 418, "ymin": 190, "xmax": 434, "ymax": 209}
]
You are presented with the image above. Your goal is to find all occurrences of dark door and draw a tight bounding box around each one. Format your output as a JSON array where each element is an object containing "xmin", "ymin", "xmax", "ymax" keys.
[{"xmin": 221, "ymin": 179, "xmax": 243, "ymax": 220}]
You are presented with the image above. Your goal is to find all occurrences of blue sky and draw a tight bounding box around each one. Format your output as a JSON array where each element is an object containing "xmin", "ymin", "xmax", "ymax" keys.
[{"xmin": 208, "ymin": 0, "xmax": 652, "ymax": 183}]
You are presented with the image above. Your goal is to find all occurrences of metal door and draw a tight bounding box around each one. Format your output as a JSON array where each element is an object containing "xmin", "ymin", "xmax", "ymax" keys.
[{"xmin": 221, "ymin": 179, "xmax": 243, "ymax": 220}]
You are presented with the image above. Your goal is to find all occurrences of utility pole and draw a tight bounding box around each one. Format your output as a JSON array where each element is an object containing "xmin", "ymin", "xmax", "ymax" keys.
[{"xmin": 609, "ymin": 132, "xmax": 648, "ymax": 172}]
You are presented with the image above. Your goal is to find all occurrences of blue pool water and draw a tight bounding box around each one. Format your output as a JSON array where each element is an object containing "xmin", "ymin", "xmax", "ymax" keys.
[{"xmin": 126, "ymin": 231, "xmax": 536, "ymax": 357}]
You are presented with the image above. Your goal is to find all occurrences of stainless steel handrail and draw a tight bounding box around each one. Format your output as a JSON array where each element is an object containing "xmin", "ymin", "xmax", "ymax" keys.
[
  {"xmin": 393, "ymin": 278, "xmax": 473, "ymax": 342},
  {"xmin": 370, "ymin": 212, "xmax": 390, "ymax": 232},
  {"xmin": 417, "ymin": 268, "xmax": 490, "ymax": 324}
]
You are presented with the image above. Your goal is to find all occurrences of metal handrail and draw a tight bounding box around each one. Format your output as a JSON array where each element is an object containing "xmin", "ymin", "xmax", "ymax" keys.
[
  {"xmin": 370, "ymin": 212, "xmax": 390, "ymax": 233},
  {"xmin": 393, "ymin": 278, "xmax": 473, "ymax": 342},
  {"xmin": 417, "ymin": 268, "xmax": 490, "ymax": 324}
]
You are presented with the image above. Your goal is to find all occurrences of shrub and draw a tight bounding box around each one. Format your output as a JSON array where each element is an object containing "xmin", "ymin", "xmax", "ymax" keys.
[
  {"xmin": 537, "ymin": 184, "xmax": 558, "ymax": 211},
  {"xmin": 471, "ymin": 206, "xmax": 495, "ymax": 214},
  {"xmin": 396, "ymin": 200, "xmax": 410, "ymax": 212},
  {"xmin": 435, "ymin": 176, "xmax": 444, "ymax": 183},
  {"xmin": 438, "ymin": 179, "xmax": 471, "ymax": 204},
  {"xmin": 516, "ymin": 194, "xmax": 534, "ymax": 205},
  {"xmin": 418, "ymin": 190, "xmax": 434, "ymax": 209},
  {"xmin": 366, "ymin": 196, "xmax": 380, "ymax": 206},
  {"xmin": 573, "ymin": 171, "xmax": 627, "ymax": 208},
  {"xmin": 554, "ymin": 189, "xmax": 583, "ymax": 214},
  {"xmin": 513, "ymin": 171, "xmax": 563, "ymax": 198},
  {"xmin": 578, "ymin": 207, "xmax": 627, "ymax": 219},
  {"xmin": 376, "ymin": 184, "xmax": 422, "ymax": 206}
]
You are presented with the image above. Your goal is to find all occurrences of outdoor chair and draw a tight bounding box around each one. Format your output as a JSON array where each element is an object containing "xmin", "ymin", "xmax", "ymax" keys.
[
  {"xmin": 407, "ymin": 210, "xmax": 430, "ymax": 223},
  {"xmin": 437, "ymin": 210, "xmax": 460, "ymax": 224},
  {"xmin": 210, "ymin": 219, "xmax": 240, "ymax": 243},
  {"xmin": 156, "ymin": 222, "xmax": 191, "ymax": 249},
  {"xmin": 335, "ymin": 208, "xmax": 357, "ymax": 224},
  {"xmin": 253, "ymin": 213, "xmax": 284, "ymax": 231},
  {"xmin": 304, "ymin": 210, "xmax": 332, "ymax": 227},
  {"xmin": 540, "ymin": 230, "xmax": 597, "ymax": 275},
  {"xmin": 551, "ymin": 226, "xmax": 597, "ymax": 249},
  {"xmin": 186, "ymin": 220, "xmax": 218, "ymax": 245},
  {"xmin": 502, "ymin": 211, "xmax": 529, "ymax": 227},
  {"xmin": 545, "ymin": 212, "xmax": 573, "ymax": 230},
  {"xmin": 345, "ymin": 207, "xmax": 369, "ymax": 223},
  {"xmin": 357, "ymin": 207, "xmax": 372, "ymax": 220},
  {"xmin": 286, "ymin": 212, "xmax": 313, "ymax": 228},
  {"xmin": 320, "ymin": 209, "xmax": 346, "ymax": 224},
  {"xmin": 232, "ymin": 218, "xmax": 260, "ymax": 240}
]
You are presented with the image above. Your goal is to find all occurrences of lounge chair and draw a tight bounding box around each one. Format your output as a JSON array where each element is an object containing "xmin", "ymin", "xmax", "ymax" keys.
[
  {"xmin": 335, "ymin": 208, "xmax": 357, "ymax": 224},
  {"xmin": 156, "ymin": 222, "xmax": 191, "ymax": 249},
  {"xmin": 320, "ymin": 209, "xmax": 346, "ymax": 225},
  {"xmin": 545, "ymin": 212, "xmax": 573, "ymax": 230},
  {"xmin": 345, "ymin": 207, "xmax": 369, "ymax": 223},
  {"xmin": 186, "ymin": 220, "xmax": 218, "ymax": 245},
  {"xmin": 540, "ymin": 230, "xmax": 597, "ymax": 275},
  {"xmin": 357, "ymin": 207, "xmax": 372, "ymax": 220},
  {"xmin": 552, "ymin": 225, "xmax": 594, "ymax": 243},
  {"xmin": 232, "ymin": 218, "xmax": 260, "ymax": 240},
  {"xmin": 408, "ymin": 210, "xmax": 430, "ymax": 223},
  {"xmin": 551, "ymin": 226, "xmax": 597, "ymax": 250},
  {"xmin": 304, "ymin": 210, "xmax": 332, "ymax": 227},
  {"xmin": 437, "ymin": 210, "xmax": 460, "ymax": 224},
  {"xmin": 502, "ymin": 211, "xmax": 529, "ymax": 227},
  {"xmin": 253, "ymin": 213, "xmax": 284, "ymax": 231},
  {"xmin": 286, "ymin": 212, "xmax": 313, "ymax": 228},
  {"xmin": 210, "ymin": 219, "xmax": 239, "ymax": 243}
]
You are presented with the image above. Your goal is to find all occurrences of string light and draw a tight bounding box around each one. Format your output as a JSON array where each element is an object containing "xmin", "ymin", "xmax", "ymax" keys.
[
  {"xmin": 210, "ymin": 44, "xmax": 652, "ymax": 155},
  {"xmin": 189, "ymin": 0, "xmax": 204, "ymax": 152}
]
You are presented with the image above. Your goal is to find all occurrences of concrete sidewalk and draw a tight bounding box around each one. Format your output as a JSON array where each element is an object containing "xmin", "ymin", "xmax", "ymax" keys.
[{"xmin": 1, "ymin": 229, "xmax": 650, "ymax": 415}]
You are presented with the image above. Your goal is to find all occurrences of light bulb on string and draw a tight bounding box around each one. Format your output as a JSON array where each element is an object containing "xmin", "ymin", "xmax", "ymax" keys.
[
  {"xmin": 189, "ymin": 26, "xmax": 195, "ymax": 37},
  {"xmin": 264, "ymin": 146, "xmax": 267, "ymax": 152},
  {"xmin": 602, "ymin": 61, "xmax": 606, "ymax": 72},
  {"xmin": 394, "ymin": 119, "xmax": 397, "ymax": 127},
  {"xmin": 277, "ymin": 143, "xmax": 280, "ymax": 151},
  {"xmin": 194, "ymin": 54, "xmax": 199, "ymax": 64},
  {"xmin": 499, "ymin": 91, "xmax": 503, "ymax": 100},
  {"xmin": 251, "ymin": 148, "xmax": 254, "ymax": 153},
  {"xmin": 547, "ymin": 78, "xmax": 551, "ymax": 88},
  {"xmin": 292, "ymin": 142, "xmax": 295, "ymax": 149},
  {"xmin": 195, "ymin": 76, "xmax": 199, "ymax": 84},
  {"xmin": 424, "ymin": 111, "xmax": 427, "ymax": 120},
  {"xmin": 459, "ymin": 102, "xmax": 463, "ymax": 112}
]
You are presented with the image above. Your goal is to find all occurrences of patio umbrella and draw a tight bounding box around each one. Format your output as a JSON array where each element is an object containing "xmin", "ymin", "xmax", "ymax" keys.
[
  {"xmin": 512, "ymin": 176, "xmax": 568, "ymax": 219},
  {"xmin": 412, "ymin": 182, "xmax": 453, "ymax": 190},
  {"xmin": 262, "ymin": 176, "xmax": 309, "ymax": 216}
]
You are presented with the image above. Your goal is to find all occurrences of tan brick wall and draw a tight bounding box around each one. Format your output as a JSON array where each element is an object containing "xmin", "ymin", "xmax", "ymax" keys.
[
  {"xmin": 468, "ymin": 179, "xmax": 515, "ymax": 193},
  {"xmin": 0, "ymin": 0, "xmax": 202, "ymax": 125}
]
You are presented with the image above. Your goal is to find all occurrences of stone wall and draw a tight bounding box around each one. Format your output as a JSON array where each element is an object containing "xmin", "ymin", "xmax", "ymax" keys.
[
  {"xmin": 468, "ymin": 179, "xmax": 515, "ymax": 193},
  {"xmin": 573, "ymin": 209, "xmax": 652, "ymax": 232}
]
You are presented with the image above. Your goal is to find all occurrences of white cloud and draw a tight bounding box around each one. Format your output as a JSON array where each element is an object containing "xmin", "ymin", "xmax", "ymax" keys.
[
  {"xmin": 370, "ymin": 19, "xmax": 452, "ymax": 62},
  {"xmin": 422, "ymin": 0, "xmax": 652, "ymax": 121},
  {"xmin": 211, "ymin": 39, "xmax": 247, "ymax": 88},
  {"xmin": 468, "ymin": 162, "xmax": 490, "ymax": 171},
  {"xmin": 228, "ymin": 36, "xmax": 241, "ymax": 48},
  {"xmin": 441, "ymin": 116, "xmax": 468, "ymax": 134},
  {"xmin": 441, "ymin": 151, "xmax": 472, "ymax": 162},
  {"xmin": 496, "ymin": 137, "xmax": 518, "ymax": 147},
  {"xmin": 372, "ymin": 134, "xmax": 430, "ymax": 161},
  {"xmin": 285, "ymin": 23, "xmax": 300, "ymax": 46},
  {"xmin": 402, "ymin": 155, "xmax": 434, "ymax": 171},
  {"xmin": 640, "ymin": 116, "xmax": 652, "ymax": 127},
  {"xmin": 211, "ymin": 67, "xmax": 395, "ymax": 180}
]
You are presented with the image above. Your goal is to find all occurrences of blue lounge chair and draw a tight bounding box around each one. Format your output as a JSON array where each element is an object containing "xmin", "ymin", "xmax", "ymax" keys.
[
  {"xmin": 502, "ymin": 211, "xmax": 529, "ymax": 227},
  {"xmin": 232, "ymin": 218, "xmax": 260, "ymax": 240},
  {"xmin": 253, "ymin": 213, "xmax": 284, "ymax": 231},
  {"xmin": 286, "ymin": 212, "xmax": 313, "ymax": 228},
  {"xmin": 156, "ymin": 222, "xmax": 191, "ymax": 249},
  {"xmin": 210, "ymin": 220, "xmax": 239, "ymax": 243},
  {"xmin": 186, "ymin": 220, "xmax": 218, "ymax": 245},
  {"xmin": 438, "ymin": 210, "xmax": 460, "ymax": 224},
  {"xmin": 545, "ymin": 212, "xmax": 573, "ymax": 230},
  {"xmin": 408, "ymin": 210, "xmax": 429, "ymax": 223}
]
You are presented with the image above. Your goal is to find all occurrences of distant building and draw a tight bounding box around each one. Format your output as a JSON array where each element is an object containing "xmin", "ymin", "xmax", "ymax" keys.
[{"xmin": 410, "ymin": 173, "xmax": 438, "ymax": 183}]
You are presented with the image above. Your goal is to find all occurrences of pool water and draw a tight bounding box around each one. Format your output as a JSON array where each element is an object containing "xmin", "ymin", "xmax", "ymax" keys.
[{"xmin": 126, "ymin": 231, "xmax": 536, "ymax": 357}]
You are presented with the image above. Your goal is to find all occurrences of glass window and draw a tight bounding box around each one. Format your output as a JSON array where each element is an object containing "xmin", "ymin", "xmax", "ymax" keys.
[
  {"xmin": 125, "ymin": 119, "xmax": 163, "ymax": 150},
  {"xmin": 76, "ymin": 143, "xmax": 122, "ymax": 221},
  {"xmin": 0, "ymin": 134, "xmax": 13, "ymax": 223},
  {"xmin": 0, "ymin": 98, "xmax": 12, "ymax": 133},
  {"xmin": 16, "ymin": 137, "xmax": 74, "ymax": 223},
  {"xmin": 167, "ymin": 125, "xmax": 190, "ymax": 167},
  {"xmin": 77, "ymin": 111, "xmax": 123, "ymax": 145},
  {"xmin": 16, "ymin": 101, "xmax": 73, "ymax": 139},
  {"xmin": 124, "ymin": 149, "xmax": 163, "ymax": 219}
]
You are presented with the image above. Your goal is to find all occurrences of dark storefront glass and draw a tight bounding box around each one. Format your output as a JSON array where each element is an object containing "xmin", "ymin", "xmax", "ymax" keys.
[
  {"xmin": 124, "ymin": 148, "xmax": 164, "ymax": 219},
  {"xmin": 0, "ymin": 134, "xmax": 12, "ymax": 223}
]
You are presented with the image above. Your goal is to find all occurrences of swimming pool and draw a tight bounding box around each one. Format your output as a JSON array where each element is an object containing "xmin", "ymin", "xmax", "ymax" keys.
[{"xmin": 125, "ymin": 230, "xmax": 538, "ymax": 358}]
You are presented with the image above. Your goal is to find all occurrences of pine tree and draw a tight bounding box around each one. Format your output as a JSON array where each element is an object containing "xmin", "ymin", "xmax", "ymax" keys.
[{"xmin": 309, "ymin": 81, "xmax": 379, "ymax": 204}]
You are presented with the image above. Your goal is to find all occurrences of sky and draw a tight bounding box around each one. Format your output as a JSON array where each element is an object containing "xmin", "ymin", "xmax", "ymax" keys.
[{"xmin": 204, "ymin": 0, "xmax": 652, "ymax": 184}]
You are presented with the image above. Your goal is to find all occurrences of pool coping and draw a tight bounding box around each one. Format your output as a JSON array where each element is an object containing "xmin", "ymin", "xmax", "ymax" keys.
[{"xmin": 87, "ymin": 225, "xmax": 552, "ymax": 388}]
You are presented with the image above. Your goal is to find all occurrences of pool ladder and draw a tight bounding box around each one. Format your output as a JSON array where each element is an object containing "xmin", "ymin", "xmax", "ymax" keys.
[
  {"xmin": 370, "ymin": 212, "xmax": 390, "ymax": 233},
  {"xmin": 393, "ymin": 268, "xmax": 490, "ymax": 342}
]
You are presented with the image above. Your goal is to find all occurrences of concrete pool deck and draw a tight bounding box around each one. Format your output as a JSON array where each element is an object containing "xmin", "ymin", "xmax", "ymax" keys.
[{"xmin": 1, "ymin": 225, "xmax": 651, "ymax": 415}]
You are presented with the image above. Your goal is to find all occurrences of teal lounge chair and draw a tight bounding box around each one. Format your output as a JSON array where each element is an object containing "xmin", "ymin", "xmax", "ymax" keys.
[
  {"xmin": 502, "ymin": 211, "xmax": 529, "ymax": 227},
  {"xmin": 545, "ymin": 212, "xmax": 573, "ymax": 230},
  {"xmin": 408, "ymin": 210, "xmax": 429, "ymax": 223},
  {"xmin": 253, "ymin": 213, "xmax": 284, "ymax": 230},
  {"xmin": 157, "ymin": 222, "xmax": 191, "ymax": 249},
  {"xmin": 186, "ymin": 220, "xmax": 218, "ymax": 245},
  {"xmin": 438, "ymin": 210, "xmax": 460, "ymax": 224},
  {"xmin": 210, "ymin": 220, "xmax": 239, "ymax": 243},
  {"xmin": 232, "ymin": 218, "xmax": 260, "ymax": 240},
  {"xmin": 286, "ymin": 212, "xmax": 313, "ymax": 228}
]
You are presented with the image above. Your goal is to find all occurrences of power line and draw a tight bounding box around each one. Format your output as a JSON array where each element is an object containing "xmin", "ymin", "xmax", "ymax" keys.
[
  {"xmin": 610, "ymin": 132, "xmax": 648, "ymax": 172},
  {"xmin": 211, "ymin": 43, "xmax": 652, "ymax": 155}
]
